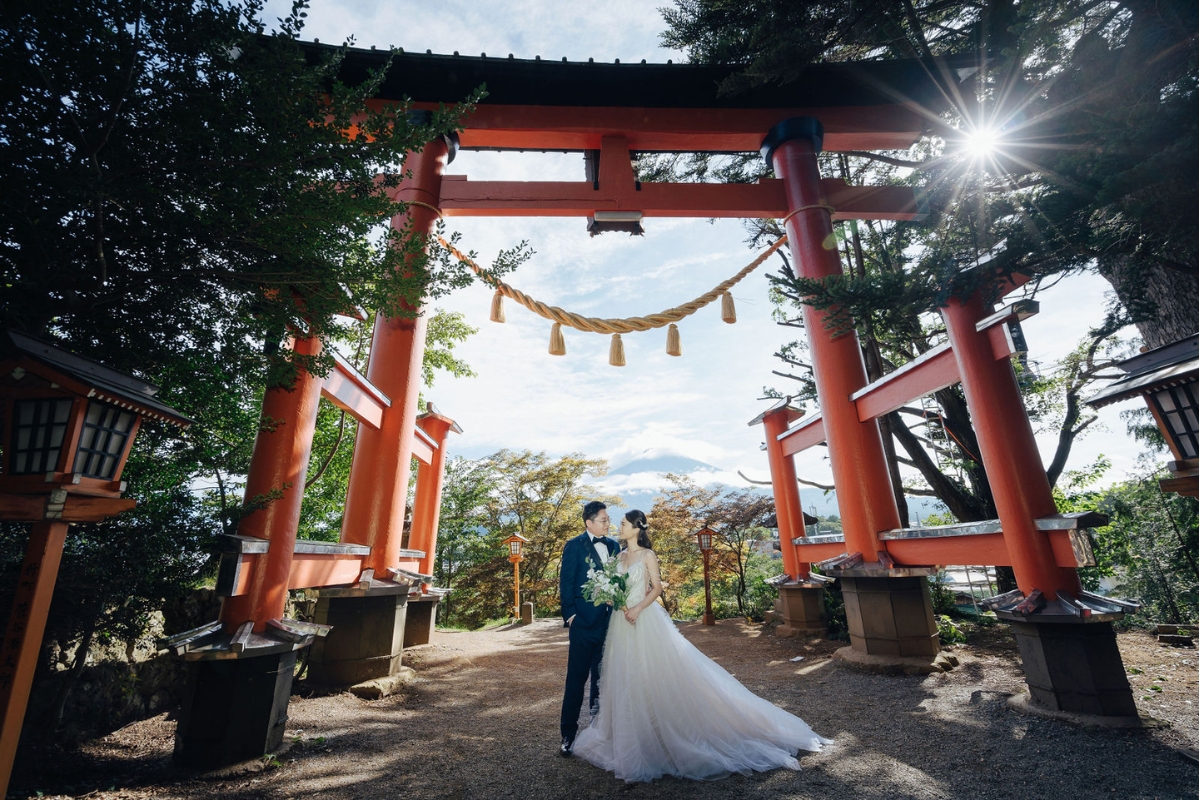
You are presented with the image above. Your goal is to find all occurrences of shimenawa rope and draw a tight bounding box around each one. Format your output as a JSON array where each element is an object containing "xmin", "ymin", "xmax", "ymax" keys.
[{"xmin": 402, "ymin": 198, "xmax": 829, "ymax": 364}]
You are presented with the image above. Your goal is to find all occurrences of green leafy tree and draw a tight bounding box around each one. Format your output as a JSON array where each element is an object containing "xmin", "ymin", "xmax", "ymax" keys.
[
  {"xmin": 656, "ymin": 5, "xmax": 1196, "ymax": 584},
  {"xmin": 0, "ymin": 0, "xmax": 514, "ymax": 740},
  {"xmin": 1061, "ymin": 462, "xmax": 1198, "ymax": 624},
  {"xmin": 646, "ymin": 475, "xmax": 715, "ymax": 616},
  {"xmin": 434, "ymin": 450, "xmax": 618, "ymax": 628},
  {"xmin": 433, "ymin": 456, "xmax": 500, "ymax": 626},
  {"xmin": 659, "ymin": 0, "xmax": 1197, "ymax": 348},
  {"xmin": 705, "ymin": 490, "xmax": 776, "ymax": 617}
]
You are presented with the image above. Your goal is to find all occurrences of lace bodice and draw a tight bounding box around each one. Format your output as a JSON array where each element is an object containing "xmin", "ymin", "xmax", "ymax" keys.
[{"xmin": 618, "ymin": 556, "xmax": 650, "ymax": 608}]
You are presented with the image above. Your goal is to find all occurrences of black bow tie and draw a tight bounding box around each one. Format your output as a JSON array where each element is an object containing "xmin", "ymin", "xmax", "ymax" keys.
[{"xmin": 590, "ymin": 536, "xmax": 604, "ymax": 545}]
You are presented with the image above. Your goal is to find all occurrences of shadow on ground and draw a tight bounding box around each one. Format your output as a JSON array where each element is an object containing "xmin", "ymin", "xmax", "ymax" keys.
[{"xmin": 9, "ymin": 618, "xmax": 1198, "ymax": 800}]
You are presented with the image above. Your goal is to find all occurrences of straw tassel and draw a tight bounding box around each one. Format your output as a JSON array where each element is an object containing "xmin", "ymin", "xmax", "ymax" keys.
[
  {"xmin": 489, "ymin": 289, "xmax": 506, "ymax": 323},
  {"xmin": 608, "ymin": 333, "xmax": 626, "ymax": 367},
  {"xmin": 720, "ymin": 291, "xmax": 736, "ymax": 324},
  {"xmin": 666, "ymin": 323, "xmax": 682, "ymax": 357},
  {"xmin": 549, "ymin": 322, "xmax": 566, "ymax": 356}
]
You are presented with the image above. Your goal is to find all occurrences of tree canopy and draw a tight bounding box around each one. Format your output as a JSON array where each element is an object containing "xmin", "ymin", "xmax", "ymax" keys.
[
  {"xmin": 0, "ymin": 0, "xmax": 498, "ymax": 702},
  {"xmin": 659, "ymin": 0, "xmax": 1198, "ymax": 347}
]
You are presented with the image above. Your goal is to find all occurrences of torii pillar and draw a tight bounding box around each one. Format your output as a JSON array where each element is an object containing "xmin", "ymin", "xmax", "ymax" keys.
[
  {"xmin": 943, "ymin": 294, "xmax": 1134, "ymax": 716},
  {"xmin": 340, "ymin": 131, "xmax": 454, "ymax": 573},
  {"xmin": 307, "ymin": 126, "xmax": 458, "ymax": 688},
  {"xmin": 176, "ymin": 334, "xmax": 324, "ymax": 768},
  {"xmin": 757, "ymin": 403, "xmax": 827, "ymax": 636},
  {"xmin": 398, "ymin": 405, "xmax": 463, "ymax": 646},
  {"xmin": 763, "ymin": 117, "xmax": 939, "ymax": 660}
]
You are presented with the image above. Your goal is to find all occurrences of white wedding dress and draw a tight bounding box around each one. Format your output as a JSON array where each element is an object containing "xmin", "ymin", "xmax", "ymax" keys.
[{"xmin": 572, "ymin": 556, "xmax": 830, "ymax": 782}]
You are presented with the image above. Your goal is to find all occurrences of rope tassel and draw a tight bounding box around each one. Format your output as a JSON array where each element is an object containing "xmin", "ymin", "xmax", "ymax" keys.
[
  {"xmin": 549, "ymin": 323, "xmax": 566, "ymax": 356},
  {"xmin": 666, "ymin": 323, "xmax": 682, "ymax": 357},
  {"xmin": 609, "ymin": 333, "xmax": 626, "ymax": 367},
  {"xmin": 721, "ymin": 291, "xmax": 736, "ymax": 324},
  {"xmin": 490, "ymin": 289, "xmax": 506, "ymax": 323}
]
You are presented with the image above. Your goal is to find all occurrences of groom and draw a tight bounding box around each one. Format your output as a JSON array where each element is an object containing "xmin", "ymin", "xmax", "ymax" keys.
[{"xmin": 558, "ymin": 500, "xmax": 619, "ymax": 757}]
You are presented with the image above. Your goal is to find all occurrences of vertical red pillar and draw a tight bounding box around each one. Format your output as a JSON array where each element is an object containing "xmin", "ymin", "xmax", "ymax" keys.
[
  {"xmin": 220, "ymin": 335, "xmax": 324, "ymax": 632},
  {"xmin": 760, "ymin": 406, "xmax": 807, "ymax": 579},
  {"xmin": 341, "ymin": 134, "xmax": 453, "ymax": 576},
  {"xmin": 0, "ymin": 521, "xmax": 68, "ymax": 796},
  {"xmin": 763, "ymin": 118, "xmax": 901, "ymax": 556},
  {"xmin": 941, "ymin": 294, "xmax": 1080, "ymax": 598},
  {"xmin": 409, "ymin": 409, "xmax": 461, "ymax": 582}
]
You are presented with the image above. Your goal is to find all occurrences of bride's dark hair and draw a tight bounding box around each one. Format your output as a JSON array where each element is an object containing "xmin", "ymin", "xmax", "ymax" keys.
[{"xmin": 625, "ymin": 509, "xmax": 653, "ymax": 549}]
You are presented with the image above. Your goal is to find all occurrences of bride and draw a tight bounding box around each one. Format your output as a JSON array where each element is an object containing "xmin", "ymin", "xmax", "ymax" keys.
[{"xmin": 571, "ymin": 509, "xmax": 830, "ymax": 782}]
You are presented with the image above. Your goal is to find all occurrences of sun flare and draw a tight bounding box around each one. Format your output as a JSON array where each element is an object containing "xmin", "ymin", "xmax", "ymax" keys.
[{"xmin": 964, "ymin": 127, "xmax": 1000, "ymax": 158}]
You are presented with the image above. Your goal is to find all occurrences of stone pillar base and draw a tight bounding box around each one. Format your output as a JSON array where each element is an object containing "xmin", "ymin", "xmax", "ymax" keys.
[
  {"xmin": 520, "ymin": 601, "xmax": 535, "ymax": 625},
  {"xmin": 404, "ymin": 595, "xmax": 441, "ymax": 647},
  {"xmin": 774, "ymin": 584, "xmax": 827, "ymax": 637},
  {"xmin": 842, "ymin": 576, "xmax": 939, "ymax": 658},
  {"xmin": 174, "ymin": 650, "xmax": 295, "ymax": 769},
  {"xmin": 307, "ymin": 591, "xmax": 407, "ymax": 686},
  {"xmin": 1008, "ymin": 619, "xmax": 1137, "ymax": 717}
]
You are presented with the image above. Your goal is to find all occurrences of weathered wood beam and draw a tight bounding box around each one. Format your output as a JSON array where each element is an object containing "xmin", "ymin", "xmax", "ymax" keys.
[
  {"xmin": 438, "ymin": 177, "xmax": 920, "ymax": 220},
  {"xmin": 778, "ymin": 414, "xmax": 827, "ymax": 457},
  {"xmin": 319, "ymin": 350, "xmax": 390, "ymax": 430},
  {"xmin": 404, "ymin": 102, "xmax": 927, "ymax": 152}
]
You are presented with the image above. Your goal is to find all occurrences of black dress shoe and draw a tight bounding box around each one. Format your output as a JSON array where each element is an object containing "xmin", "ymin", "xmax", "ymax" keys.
[{"xmin": 560, "ymin": 736, "xmax": 574, "ymax": 757}]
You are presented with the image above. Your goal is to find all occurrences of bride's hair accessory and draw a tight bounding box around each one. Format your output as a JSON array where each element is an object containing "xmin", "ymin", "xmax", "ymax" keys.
[{"xmin": 624, "ymin": 509, "xmax": 653, "ymax": 548}]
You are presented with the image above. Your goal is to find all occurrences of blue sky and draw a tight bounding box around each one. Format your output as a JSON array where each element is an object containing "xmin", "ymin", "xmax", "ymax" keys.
[{"xmin": 264, "ymin": 1, "xmax": 1145, "ymax": 503}]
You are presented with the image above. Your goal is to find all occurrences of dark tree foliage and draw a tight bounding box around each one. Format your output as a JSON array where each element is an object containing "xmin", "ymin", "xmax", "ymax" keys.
[
  {"xmin": 658, "ymin": 3, "xmax": 1195, "ymax": 583},
  {"xmin": 660, "ymin": 0, "xmax": 1198, "ymax": 345},
  {"xmin": 1, "ymin": 0, "xmax": 485, "ymax": 381},
  {"xmin": 0, "ymin": 0, "xmax": 508, "ymax": 733}
]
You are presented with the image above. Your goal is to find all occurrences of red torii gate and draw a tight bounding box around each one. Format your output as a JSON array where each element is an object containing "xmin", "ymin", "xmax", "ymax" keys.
[{"xmin": 170, "ymin": 45, "xmax": 1136, "ymax": 768}]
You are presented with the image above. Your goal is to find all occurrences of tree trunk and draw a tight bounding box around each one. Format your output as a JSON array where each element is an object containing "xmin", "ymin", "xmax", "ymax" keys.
[
  {"xmin": 1100, "ymin": 256, "xmax": 1199, "ymax": 349},
  {"xmin": 43, "ymin": 615, "xmax": 96, "ymax": 741}
]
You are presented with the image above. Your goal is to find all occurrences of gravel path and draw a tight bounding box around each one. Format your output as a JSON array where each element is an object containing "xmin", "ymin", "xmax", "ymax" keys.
[{"xmin": 11, "ymin": 619, "xmax": 1198, "ymax": 799}]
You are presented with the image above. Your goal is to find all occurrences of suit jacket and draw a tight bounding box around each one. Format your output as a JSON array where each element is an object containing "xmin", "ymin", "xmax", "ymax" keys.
[{"xmin": 560, "ymin": 531, "xmax": 620, "ymax": 629}]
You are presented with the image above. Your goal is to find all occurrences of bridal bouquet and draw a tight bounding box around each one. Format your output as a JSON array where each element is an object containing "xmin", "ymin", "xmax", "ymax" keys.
[{"xmin": 581, "ymin": 558, "xmax": 628, "ymax": 610}]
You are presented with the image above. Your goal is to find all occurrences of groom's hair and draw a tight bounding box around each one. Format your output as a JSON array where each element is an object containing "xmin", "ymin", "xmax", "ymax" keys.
[{"xmin": 582, "ymin": 500, "xmax": 607, "ymax": 523}]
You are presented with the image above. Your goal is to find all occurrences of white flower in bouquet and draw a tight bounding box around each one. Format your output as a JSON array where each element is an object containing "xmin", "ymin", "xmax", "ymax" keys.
[{"xmin": 581, "ymin": 559, "xmax": 629, "ymax": 609}]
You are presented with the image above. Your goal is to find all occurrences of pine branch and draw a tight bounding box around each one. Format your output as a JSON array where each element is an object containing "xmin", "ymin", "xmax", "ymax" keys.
[{"xmin": 736, "ymin": 470, "xmax": 835, "ymax": 493}]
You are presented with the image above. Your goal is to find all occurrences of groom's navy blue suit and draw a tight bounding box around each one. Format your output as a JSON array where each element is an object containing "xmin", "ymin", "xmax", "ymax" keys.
[{"xmin": 560, "ymin": 531, "xmax": 620, "ymax": 742}]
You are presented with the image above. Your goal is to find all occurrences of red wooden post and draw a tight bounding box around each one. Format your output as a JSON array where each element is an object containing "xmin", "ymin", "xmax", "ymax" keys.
[
  {"xmin": 761, "ymin": 406, "xmax": 807, "ymax": 579},
  {"xmin": 0, "ymin": 521, "xmax": 68, "ymax": 793},
  {"xmin": 941, "ymin": 293, "xmax": 1081, "ymax": 598},
  {"xmin": 701, "ymin": 550, "xmax": 715, "ymax": 626},
  {"xmin": 220, "ymin": 335, "xmax": 325, "ymax": 632},
  {"xmin": 341, "ymin": 135, "xmax": 452, "ymax": 575},
  {"xmin": 765, "ymin": 119, "xmax": 901, "ymax": 555},
  {"xmin": 409, "ymin": 409, "xmax": 461, "ymax": 583}
]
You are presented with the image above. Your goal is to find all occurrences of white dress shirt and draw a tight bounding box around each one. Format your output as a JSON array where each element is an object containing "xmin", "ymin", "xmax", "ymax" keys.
[{"xmin": 591, "ymin": 535, "xmax": 610, "ymax": 564}]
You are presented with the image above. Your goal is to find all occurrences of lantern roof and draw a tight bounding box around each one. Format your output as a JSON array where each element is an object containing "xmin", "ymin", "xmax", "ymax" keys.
[
  {"xmin": 501, "ymin": 533, "xmax": 531, "ymax": 543},
  {"xmin": 1, "ymin": 330, "xmax": 193, "ymax": 427},
  {"xmin": 1085, "ymin": 334, "xmax": 1198, "ymax": 409}
]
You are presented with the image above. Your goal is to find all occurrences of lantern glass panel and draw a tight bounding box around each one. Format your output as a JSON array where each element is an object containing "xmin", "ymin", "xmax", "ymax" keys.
[
  {"xmin": 10, "ymin": 398, "xmax": 72, "ymax": 474},
  {"xmin": 509, "ymin": 541, "xmax": 521, "ymax": 555},
  {"xmin": 73, "ymin": 401, "xmax": 136, "ymax": 479},
  {"xmin": 1150, "ymin": 381, "xmax": 1198, "ymax": 459},
  {"xmin": 698, "ymin": 532, "xmax": 712, "ymax": 551}
]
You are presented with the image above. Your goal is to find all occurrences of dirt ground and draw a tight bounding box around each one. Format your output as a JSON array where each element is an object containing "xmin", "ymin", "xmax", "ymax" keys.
[{"xmin": 9, "ymin": 618, "xmax": 1198, "ymax": 800}]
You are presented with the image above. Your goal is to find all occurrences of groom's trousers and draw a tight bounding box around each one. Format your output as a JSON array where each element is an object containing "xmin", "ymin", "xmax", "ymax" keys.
[{"xmin": 560, "ymin": 621, "xmax": 606, "ymax": 740}]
